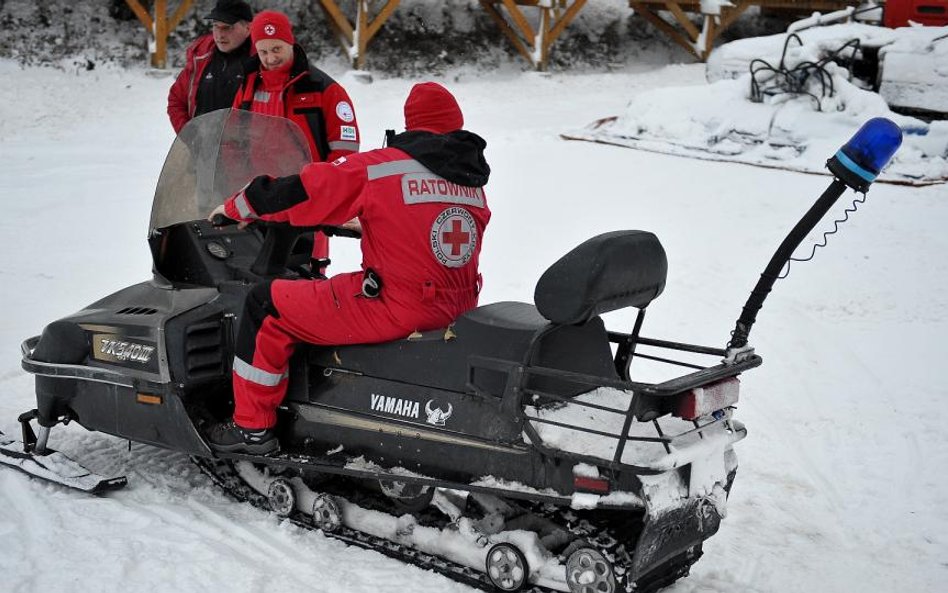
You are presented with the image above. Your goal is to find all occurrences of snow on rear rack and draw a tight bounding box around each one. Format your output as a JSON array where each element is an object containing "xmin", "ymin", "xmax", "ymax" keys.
[{"xmin": 468, "ymin": 334, "xmax": 761, "ymax": 474}]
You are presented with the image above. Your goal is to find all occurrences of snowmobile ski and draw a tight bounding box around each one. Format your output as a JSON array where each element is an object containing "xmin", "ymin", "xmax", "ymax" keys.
[{"xmin": 0, "ymin": 431, "xmax": 127, "ymax": 494}]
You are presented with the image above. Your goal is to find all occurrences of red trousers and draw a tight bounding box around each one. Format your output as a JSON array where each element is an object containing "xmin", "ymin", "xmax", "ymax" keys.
[{"xmin": 232, "ymin": 273, "xmax": 463, "ymax": 428}]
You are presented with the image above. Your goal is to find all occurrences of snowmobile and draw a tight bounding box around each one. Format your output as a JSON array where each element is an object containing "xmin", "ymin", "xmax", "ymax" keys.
[{"xmin": 0, "ymin": 109, "xmax": 902, "ymax": 593}]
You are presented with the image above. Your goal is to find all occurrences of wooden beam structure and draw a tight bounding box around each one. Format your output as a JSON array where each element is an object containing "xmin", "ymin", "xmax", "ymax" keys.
[
  {"xmin": 125, "ymin": 0, "xmax": 195, "ymax": 68},
  {"xmin": 479, "ymin": 0, "xmax": 588, "ymax": 71},
  {"xmin": 629, "ymin": 0, "xmax": 752, "ymax": 60},
  {"xmin": 316, "ymin": 0, "xmax": 401, "ymax": 69},
  {"xmin": 117, "ymin": 0, "xmax": 860, "ymax": 71},
  {"xmin": 628, "ymin": 0, "xmax": 859, "ymax": 61}
]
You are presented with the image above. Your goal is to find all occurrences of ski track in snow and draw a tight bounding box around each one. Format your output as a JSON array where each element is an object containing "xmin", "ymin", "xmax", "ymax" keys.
[{"xmin": 1, "ymin": 59, "xmax": 947, "ymax": 592}]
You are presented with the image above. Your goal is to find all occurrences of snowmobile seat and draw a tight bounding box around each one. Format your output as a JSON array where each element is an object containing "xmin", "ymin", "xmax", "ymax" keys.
[
  {"xmin": 305, "ymin": 301, "xmax": 617, "ymax": 398},
  {"xmin": 305, "ymin": 231, "xmax": 664, "ymax": 398},
  {"xmin": 534, "ymin": 230, "xmax": 667, "ymax": 325}
]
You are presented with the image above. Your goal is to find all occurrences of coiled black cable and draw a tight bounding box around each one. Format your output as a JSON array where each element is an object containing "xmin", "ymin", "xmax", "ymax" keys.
[{"xmin": 778, "ymin": 191, "xmax": 867, "ymax": 280}]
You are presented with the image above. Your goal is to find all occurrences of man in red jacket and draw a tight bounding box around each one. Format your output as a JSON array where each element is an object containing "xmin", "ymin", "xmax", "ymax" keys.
[
  {"xmin": 235, "ymin": 10, "xmax": 360, "ymax": 166},
  {"xmin": 167, "ymin": 0, "xmax": 254, "ymax": 134},
  {"xmin": 234, "ymin": 9, "xmax": 362, "ymax": 268},
  {"xmin": 206, "ymin": 82, "xmax": 491, "ymax": 455}
]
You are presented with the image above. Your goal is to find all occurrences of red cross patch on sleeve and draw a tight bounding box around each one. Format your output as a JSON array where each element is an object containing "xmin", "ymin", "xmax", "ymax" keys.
[{"xmin": 430, "ymin": 207, "xmax": 477, "ymax": 268}]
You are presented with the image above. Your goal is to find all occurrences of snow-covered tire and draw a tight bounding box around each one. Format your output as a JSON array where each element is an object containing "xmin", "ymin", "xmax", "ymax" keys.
[
  {"xmin": 267, "ymin": 478, "xmax": 296, "ymax": 517},
  {"xmin": 485, "ymin": 542, "xmax": 529, "ymax": 591},
  {"xmin": 311, "ymin": 493, "xmax": 343, "ymax": 533},
  {"xmin": 565, "ymin": 546, "xmax": 616, "ymax": 593}
]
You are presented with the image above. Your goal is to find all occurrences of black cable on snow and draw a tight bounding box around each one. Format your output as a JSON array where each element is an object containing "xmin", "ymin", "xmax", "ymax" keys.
[{"xmin": 749, "ymin": 34, "xmax": 862, "ymax": 111}]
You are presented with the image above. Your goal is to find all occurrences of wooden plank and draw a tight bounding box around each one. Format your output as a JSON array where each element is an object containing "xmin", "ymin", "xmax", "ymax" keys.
[
  {"xmin": 169, "ymin": 0, "xmax": 195, "ymax": 31},
  {"xmin": 537, "ymin": 4, "xmax": 551, "ymax": 69},
  {"xmin": 480, "ymin": 0, "xmax": 535, "ymax": 65},
  {"xmin": 366, "ymin": 0, "xmax": 401, "ymax": 44},
  {"xmin": 702, "ymin": 14, "xmax": 714, "ymax": 58},
  {"xmin": 124, "ymin": 0, "xmax": 153, "ymax": 30},
  {"xmin": 125, "ymin": 0, "xmax": 197, "ymax": 68},
  {"xmin": 529, "ymin": 1, "xmax": 589, "ymax": 70},
  {"xmin": 356, "ymin": 0, "xmax": 369, "ymax": 68},
  {"xmin": 629, "ymin": 2, "xmax": 701, "ymax": 59},
  {"xmin": 316, "ymin": 0, "xmax": 400, "ymax": 69},
  {"xmin": 718, "ymin": 0, "xmax": 754, "ymax": 30},
  {"xmin": 547, "ymin": 0, "xmax": 587, "ymax": 44},
  {"xmin": 318, "ymin": 0, "xmax": 355, "ymax": 42},
  {"xmin": 664, "ymin": 1, "xmax": 700, "ymax": 41},
  {"xmin": 499, "ymin": 0, "xmax": 537, "ymax": 42},
  {"xmin": 630, "ymin": 0, "xmax": 760, "ymax": 61},
  {"xmin": 154, "ymin": 0, "xmax": 167, "ymax": 68}
]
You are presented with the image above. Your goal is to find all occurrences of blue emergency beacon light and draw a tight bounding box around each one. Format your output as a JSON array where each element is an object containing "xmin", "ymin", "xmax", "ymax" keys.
[
  {"xmin": 827, "ymin": 117, "xmax": 904, "ymax": 193},
  {"xmin": 726, "ymin": 118, "xmax": 903, "ymax": 356}
]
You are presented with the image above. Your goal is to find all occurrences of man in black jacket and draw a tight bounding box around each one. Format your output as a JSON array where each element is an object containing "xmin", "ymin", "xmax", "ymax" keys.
[{"xmin": 167, "ymin": 0, "xmax": 254, "ymax": 133}]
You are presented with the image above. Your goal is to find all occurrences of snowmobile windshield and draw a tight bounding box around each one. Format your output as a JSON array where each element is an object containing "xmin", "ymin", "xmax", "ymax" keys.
[{"xmin": 149, "ymin": 109, "xmax": 312, "ymax": 231}]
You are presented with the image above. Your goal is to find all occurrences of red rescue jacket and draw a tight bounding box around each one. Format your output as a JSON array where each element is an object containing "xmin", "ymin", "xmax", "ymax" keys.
[
  {"xmin": 233, "ymin": 46, "xmax": 361, "ymax": 164},
  {"xmin": 224, "ymin": 130, "xmax": 491, "ymax": 329}
]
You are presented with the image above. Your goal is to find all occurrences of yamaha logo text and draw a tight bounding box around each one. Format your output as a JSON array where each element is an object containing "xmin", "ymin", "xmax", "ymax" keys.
[
  {"xmin": 371, "ymin": 393, "xmax": 420, "ymax": 420},
  {"xmin": 370, "ymin": 393, "xmax": 455, "ymax": 427}
]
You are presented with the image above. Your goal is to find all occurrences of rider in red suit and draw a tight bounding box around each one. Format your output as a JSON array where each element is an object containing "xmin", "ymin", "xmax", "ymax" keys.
[
  {"xmin": 207, "ymin": 82, "xmax": 491, "ymax": 454},
  {"xmin": 234, "ymin": 9, "xmax": 362, "ymax": 270}
]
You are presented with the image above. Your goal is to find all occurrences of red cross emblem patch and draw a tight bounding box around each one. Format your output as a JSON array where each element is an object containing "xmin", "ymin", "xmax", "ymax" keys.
[{"xmin": 431, "ymin": 207, "xmax": 477, "ymax": 268}]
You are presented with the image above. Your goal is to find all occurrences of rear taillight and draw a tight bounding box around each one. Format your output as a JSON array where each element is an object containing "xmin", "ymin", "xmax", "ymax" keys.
[
  {"xmin": 573, "ymin": 475, "xmax": 610, "ymax": 494},
  {"xmin": 675, "ymin": 377, "xmax": 740, "ymax": 420}
]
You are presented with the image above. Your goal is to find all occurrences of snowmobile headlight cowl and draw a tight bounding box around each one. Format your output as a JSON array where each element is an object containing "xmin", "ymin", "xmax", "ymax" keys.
[
  {"xmin": 675, "ymin": 377, "xmax": 740, "ymax": 421},
  {"xmin": 827, "ymin": 117, "xmax": 903, "ymax": 193}
]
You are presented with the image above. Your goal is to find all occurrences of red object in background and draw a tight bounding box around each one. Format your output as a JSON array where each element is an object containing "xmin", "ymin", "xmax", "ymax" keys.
[{"xmin": 884, "ymin": 0, "xmax": 948, "ymax": 27}]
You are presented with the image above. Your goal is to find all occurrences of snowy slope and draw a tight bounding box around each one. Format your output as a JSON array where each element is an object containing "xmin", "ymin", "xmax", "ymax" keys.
[{"xmin": 1, "ymin": 59, "xmax": 947, "ymax": 593}]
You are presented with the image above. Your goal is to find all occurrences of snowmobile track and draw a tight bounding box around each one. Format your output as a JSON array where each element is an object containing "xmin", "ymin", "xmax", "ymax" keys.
[
  {"xmin": 193, "ymin": 456, "xmax": 500, "ymax": 591},
  {"xmin": 192, "ymin": 456, "xmax": 698, "ymax": 593}
]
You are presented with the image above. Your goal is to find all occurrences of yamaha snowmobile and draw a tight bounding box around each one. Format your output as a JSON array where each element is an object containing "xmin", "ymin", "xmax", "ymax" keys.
[{"xmin": 1, "ymin": 110, "xmax": 902, "ymax": 593}]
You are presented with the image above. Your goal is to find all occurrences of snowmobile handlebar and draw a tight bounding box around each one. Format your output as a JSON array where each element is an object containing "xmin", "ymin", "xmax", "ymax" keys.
[
  {"xmin": 210, "ymin": 213, "xmax": 238, "ymax": 227},
  {"xmin": 210, "ymin": 213, "xmax": 362, "ymax": 239}
]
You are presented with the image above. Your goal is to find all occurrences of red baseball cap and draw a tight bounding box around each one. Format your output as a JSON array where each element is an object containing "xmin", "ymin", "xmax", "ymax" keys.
[
  {"xmin": 404, "ymin": 82, "xmax": 464, "ymax": 134},
  {"xmin": 251, "ymin": 10, "xmax": 295, "ymax": 46}
]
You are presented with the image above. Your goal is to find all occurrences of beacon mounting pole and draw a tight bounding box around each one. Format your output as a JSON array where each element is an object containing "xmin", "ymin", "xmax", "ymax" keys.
[{"xmin": 725, "ymin": 118, "xmax": 903, "ymax": 362}]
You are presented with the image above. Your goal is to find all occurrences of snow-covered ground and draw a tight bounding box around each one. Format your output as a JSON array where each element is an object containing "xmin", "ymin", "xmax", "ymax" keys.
[{"xmin": 1, "ymin": 58, "xmax": 947, "ymax": 593}]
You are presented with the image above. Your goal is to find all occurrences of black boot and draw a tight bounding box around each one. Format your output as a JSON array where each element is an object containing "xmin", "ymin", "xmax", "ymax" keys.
[{"xmin": 206, "ymin": 420, "xmax": 280, "ymax": 455}]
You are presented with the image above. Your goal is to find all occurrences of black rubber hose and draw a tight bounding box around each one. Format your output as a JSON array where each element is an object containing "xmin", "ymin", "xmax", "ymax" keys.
[{"xmin": 728, "ymin": 178, "xmax": 848, "ymax": 350}]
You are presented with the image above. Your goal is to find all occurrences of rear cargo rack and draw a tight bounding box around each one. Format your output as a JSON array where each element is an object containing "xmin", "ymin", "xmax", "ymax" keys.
[{"xmin": 468, "ymin": 331, "xmax": 761, "ymax": 473}]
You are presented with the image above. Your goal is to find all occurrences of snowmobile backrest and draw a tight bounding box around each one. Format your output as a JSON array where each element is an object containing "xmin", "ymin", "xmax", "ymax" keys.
[{"xmin": 534, "ymin": 230, "xmax": 667, "ymax": 325}]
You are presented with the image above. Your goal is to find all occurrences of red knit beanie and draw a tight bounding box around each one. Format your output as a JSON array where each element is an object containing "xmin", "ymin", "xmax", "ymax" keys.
[
  {"xmin": 404, "ymin": 82, "xmax": 464, "ymax": 134},
  {"xmin": 251, "ymin": 10, "xmax": 295, "ymax": 46}
]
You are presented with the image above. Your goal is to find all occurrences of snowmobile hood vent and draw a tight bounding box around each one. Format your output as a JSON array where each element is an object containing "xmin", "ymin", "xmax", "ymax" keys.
[
  {"xmin": 534, "ymin": 231, "xmax": 667, "ymax": 325},
  {"xmin": 116, "ymin": 307, "xmax": 159, "ymax": 316},
  {"xmin": 184, "ymin": 320, "xmax": 224, "ymax": 381}
]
